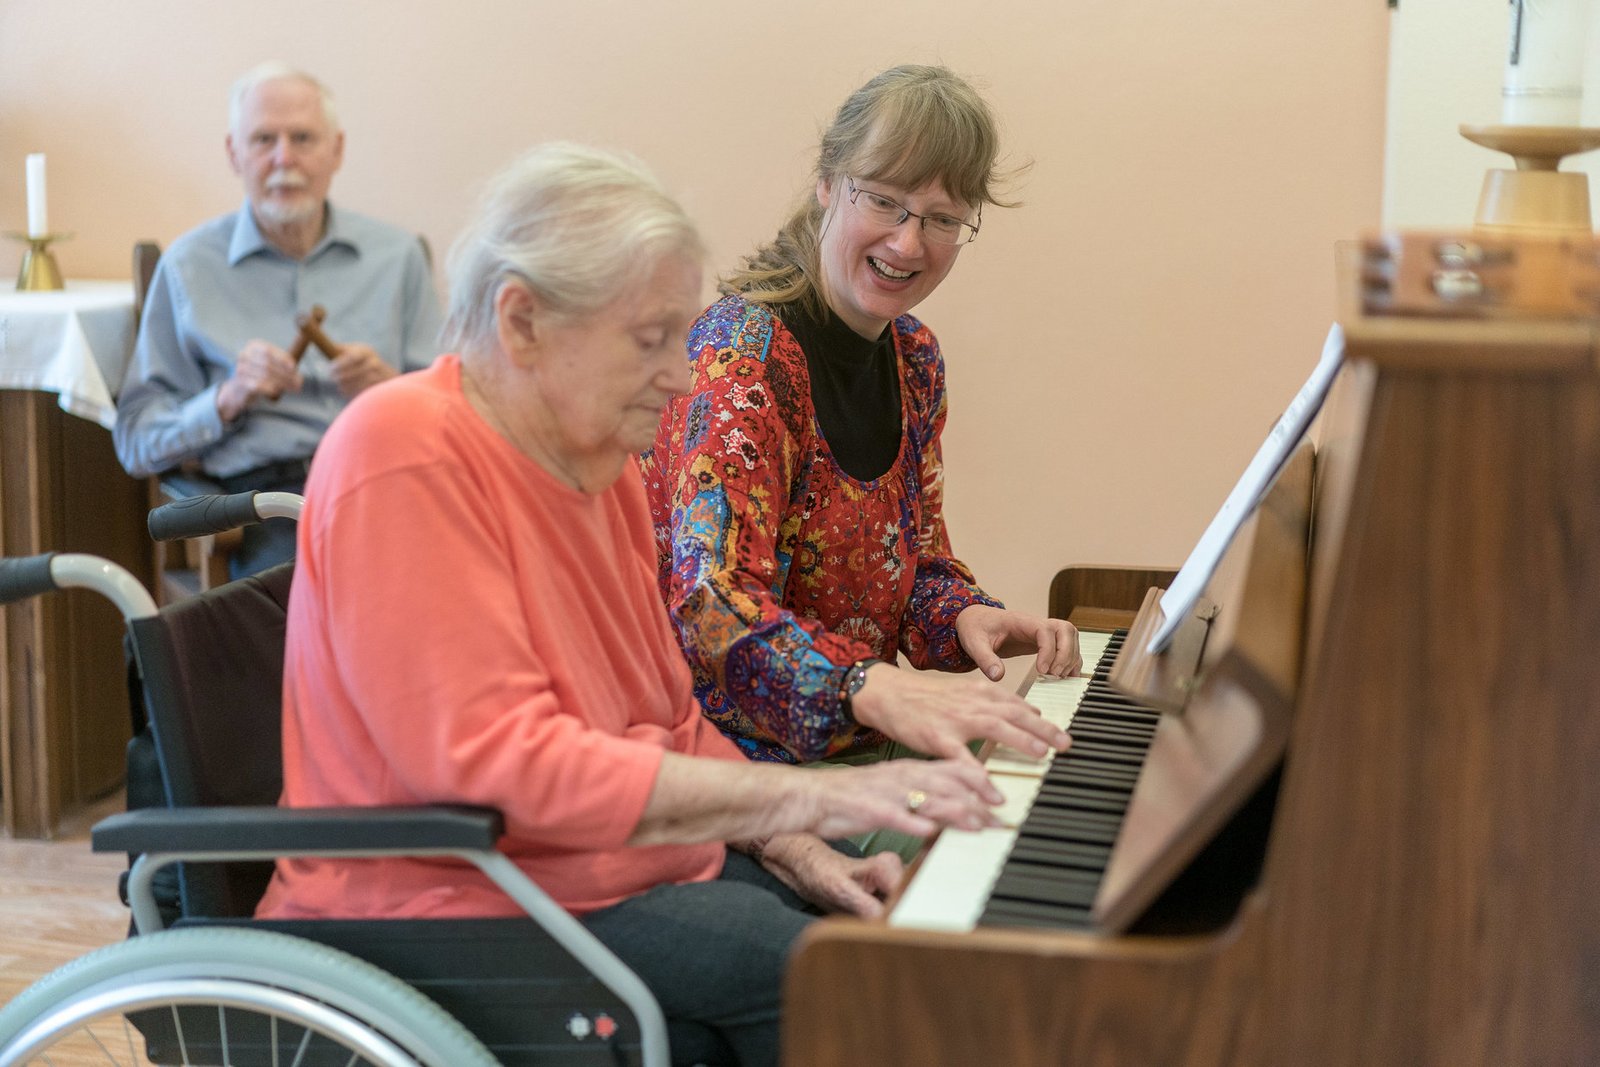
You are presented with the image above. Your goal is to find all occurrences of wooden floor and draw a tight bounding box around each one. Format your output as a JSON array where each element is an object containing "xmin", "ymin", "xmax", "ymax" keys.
[{"xmin": 0, "ymin": 791, "xmax": 131, "ymax": 1008}]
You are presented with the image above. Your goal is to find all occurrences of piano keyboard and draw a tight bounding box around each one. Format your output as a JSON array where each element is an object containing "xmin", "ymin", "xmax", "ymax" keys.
[{"xmin": 889, "ymin": 629, "xmax": 1160, "ymax": 933}]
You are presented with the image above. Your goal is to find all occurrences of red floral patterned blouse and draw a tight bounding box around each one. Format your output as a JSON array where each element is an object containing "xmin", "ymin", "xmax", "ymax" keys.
[{"xmin": 640, "ymin": 295, "xmax": 1001, "ymax": 763}]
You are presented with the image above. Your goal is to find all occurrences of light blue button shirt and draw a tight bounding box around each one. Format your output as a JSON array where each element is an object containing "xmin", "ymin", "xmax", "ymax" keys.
[{"xmin": 113, "ymin": 202, "xmax": 442, "ymax": 479}]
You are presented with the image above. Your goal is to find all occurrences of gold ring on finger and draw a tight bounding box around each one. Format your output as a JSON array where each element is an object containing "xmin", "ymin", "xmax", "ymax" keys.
[{"xmin": 905, "ymin": 789, "xmax": 928, "ymax": 814}]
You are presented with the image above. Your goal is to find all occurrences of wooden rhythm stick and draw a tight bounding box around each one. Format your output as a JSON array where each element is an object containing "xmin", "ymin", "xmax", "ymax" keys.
[
  {"xmin": 288, "ymin": 305, "xmax": 342, "ymax": 362},
  {"xmin": 287, "ymin": 305, "xmax": 325, "ymax": 363}
]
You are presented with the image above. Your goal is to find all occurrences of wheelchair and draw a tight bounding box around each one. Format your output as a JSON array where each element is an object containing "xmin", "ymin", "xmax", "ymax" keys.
[{"xmin": 0, "ymin": 491, "xmax": 705, "ymax": 1067}]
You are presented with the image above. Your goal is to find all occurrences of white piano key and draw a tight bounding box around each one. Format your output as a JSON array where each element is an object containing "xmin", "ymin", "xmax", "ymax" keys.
[
  {"xmin": 989, "ymin": 633, "xmax": 1108, "ymax": 775},
  {"xmin": 1022, "ymin": 675, "xmax": 1090, "ymax": 729},
  {"xmin": 890, "ymin": 826, "xmax": 1018, "ymax": 932},
  {"xmin": 1014, "ymin": 680, "xmax": 1089, "ymax": 779},
  {"xmin": 985, "ymin": 748, "xmax": 1054, "ymax": 777},
  {"xmin": 990, "ymin": 768, "xmax": 1045, "ymax": 825},
  {"xmin": 889, "ymin": 772, "xmax": 1044, "ymax": 930},
  {"xmin": 1078, "ymin": 629, "xmax": 1112, "ymax": 672},
  {"xmin": 890, "ymin": 630, "xmax": 1122, "ymax": 933}
]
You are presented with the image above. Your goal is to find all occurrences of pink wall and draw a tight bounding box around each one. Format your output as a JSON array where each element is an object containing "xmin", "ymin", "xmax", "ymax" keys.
[{"xmin": 0, "ymin": 1, "xmax": 1388, "ymax": 619}]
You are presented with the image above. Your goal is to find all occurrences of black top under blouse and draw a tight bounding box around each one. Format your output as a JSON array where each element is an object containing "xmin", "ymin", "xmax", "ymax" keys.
[{"xmin": 779, "ymin": 302, "xmax": 903, "ymax": 482}]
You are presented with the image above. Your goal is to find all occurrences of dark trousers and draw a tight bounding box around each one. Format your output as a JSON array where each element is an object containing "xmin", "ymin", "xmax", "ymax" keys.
[
  {"xmin": 579, "ymin": 850, "xmax": 826, "ymax": 1067},
  {"xmin": 213, "ymin": 461, "xmax": 308, "ymax": 580}
]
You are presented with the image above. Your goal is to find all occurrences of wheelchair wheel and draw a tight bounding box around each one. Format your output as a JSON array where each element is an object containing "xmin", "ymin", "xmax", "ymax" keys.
[{"xmin": 0, "ymin": 926, "xmax": 500, "ymax": 1066}]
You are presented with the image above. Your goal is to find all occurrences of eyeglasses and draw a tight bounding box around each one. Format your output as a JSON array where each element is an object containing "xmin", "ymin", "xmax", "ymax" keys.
[{"xmin": 844, "ymin": 178, "xmax": 980, "ymax": 245}]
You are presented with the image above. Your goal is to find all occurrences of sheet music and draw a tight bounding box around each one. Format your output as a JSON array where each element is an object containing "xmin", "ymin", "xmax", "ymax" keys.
[{"xmin": 1148, "ymin": 324, "xmax": 1346, "ymax": 653}]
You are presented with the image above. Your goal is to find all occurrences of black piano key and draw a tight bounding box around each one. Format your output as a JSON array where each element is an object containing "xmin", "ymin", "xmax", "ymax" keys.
[
  {"xmin": 1049, "ymin": 752, "xmax": 1140, "ymax": 773},
  {"xmin": 1026, "ymin": 792, "xmax": 1128, "ymax": 818},
  {"xmin": 1062, "ymin": 728, "xmax": 1136, "ymax": 742},
  {"xmin": 1074, "ymin": 704, "xmax": 1156, "ymax": 720},
  {"xmin": 1021, "ymin": 799, "xmax": 1117, "ymax": 822},
  {"xmin": 1074, "ymin": 710, "xmax": 1157, "ymax": 730},
  {"xmin": 1057, "ymin": 740, "xmax": 1147, "ymax": 764},
  {"xmin": 1082, "ymin": 683, "xmax": 1157, "ymax": 704},
  {"xmin": 1079, "ymin": 701, "xmax": 1158, "ymax": 720},
  {"xmin": 1042, "ymin": 763, "xmax": 1140, "ymax": 789},
  {"xmin": 1005, "ymin": 839, "xmax": 1111, "ymax": 867},
  {"xmin": 1016, "ymin": 830, "xmax": 1121, "ymax": 852},
  {"xmin": 981, "ymin": 898, "xmax": 1093, "ymax": 927},
  {"xmin": 1030, "ymin": 777, "xmax": 1120, "ymax": 799},
  {"xmin": 1016, "ymin": 821, "xmax": 1119, "ymax": 845},
  {"xmin": 1052, "ymin": 756, "xmax": 1145, "ymax": 780},
  {"xmin": 1079, "ymin": 695, "xmax": 1150, "ymax": 708},
  {"xmin": 1065, "ymin": 724, "xmax": 1154, "ymax": 745},
  {"xmin": 1077, "ymin": 705, "xmax": 1158, "ymax": 722},
  {"xmin": 1066, "ymin": 716, "xmax": 1153, "ymax": 734},
  {"xmin": 988, "ymin": 889, "xmax": 1097, "ymax": 914},
  {"xmin": 1078, "ymin": 712, "xmax": 1157, "ymax": 729},
  {"xmin": 1023, "ymin": 804, "xmax": 1125, "ymax": 830},
  {"xmin": 978, "ymin": 628, "xmax": 1165, "ymax": 933},
  {"xmin": 990, "ymin": 873, "xmax": 1098, "ymax": 907},
  {"xmin": 1002, "ymin": 845, "xmax": 1105, "ymax": 869},
  {"xmin": 1028, "ymin": 786, "xmax": 1127, "ymax": 812},
  {"xmin": 985, "ymin": 889, "xmax": 1100, "ymax": 915},
  {"xmin": 1024, "ymin": 796, "xmax": 1117, "ymax": 822},
  {"xmin": 1013, "ymin": 826, "xmax": 1119, "ymax": 847},
  {"xmin": 1037, "ymin": 764, "xmax": 1138, "ymax": 791}
]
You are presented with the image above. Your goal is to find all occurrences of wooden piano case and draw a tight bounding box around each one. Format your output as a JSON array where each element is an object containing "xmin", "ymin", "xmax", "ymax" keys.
[{"xmin": 783, "ymin": 237, "xmax": 1600, "ymax": 1065}]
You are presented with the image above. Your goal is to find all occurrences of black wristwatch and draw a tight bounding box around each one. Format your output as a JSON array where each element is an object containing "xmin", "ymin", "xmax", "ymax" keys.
[{"xmin": 838, "ymin": 658, "xmax": 882, "ymax": 719}]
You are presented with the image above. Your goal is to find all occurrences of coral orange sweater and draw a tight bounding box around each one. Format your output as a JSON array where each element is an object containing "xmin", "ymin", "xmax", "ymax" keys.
[{"xmin": 257, "ymin": 356, "xmax": 744, "ymax": 920}]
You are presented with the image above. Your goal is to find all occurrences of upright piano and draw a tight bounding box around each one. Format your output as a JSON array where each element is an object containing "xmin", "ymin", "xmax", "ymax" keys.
[{"xmin": 783, "ymin": 235, "xmax": 1600, "ymax": 1066}]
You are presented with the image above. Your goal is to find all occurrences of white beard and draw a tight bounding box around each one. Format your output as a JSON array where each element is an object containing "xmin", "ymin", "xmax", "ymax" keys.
[{"xmin": 254, "ymin": 194, "xmax": 321, "ymax": 229}]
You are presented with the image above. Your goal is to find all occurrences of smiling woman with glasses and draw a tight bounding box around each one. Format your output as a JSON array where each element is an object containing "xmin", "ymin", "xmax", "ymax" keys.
[{"xmin": 642, "ymin": 65, "xmax": 1083, "ymax": 864}]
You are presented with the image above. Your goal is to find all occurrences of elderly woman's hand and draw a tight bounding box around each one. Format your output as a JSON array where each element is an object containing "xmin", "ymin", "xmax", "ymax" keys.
[
  {"xmin": 954, "ymin": 604, "xmax": 1082, "ymax": 682},
  {"xmin": 752, "ymin": 834, "xmax": 904, "ymax": 918},
  {"xmin": 799, "ymin": 755, "xmax": 1006, "ymax": 841},
  {"xmin": 847, "ymin": 663, "xmax": 1072, "ymax": 763}
]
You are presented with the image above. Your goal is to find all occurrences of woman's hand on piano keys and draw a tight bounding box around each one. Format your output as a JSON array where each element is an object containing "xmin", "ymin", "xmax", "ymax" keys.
[
  {"xmin": 954, "ymin": 604, "xmax": 1083, "ymax": 682},
  {"xmin": 849, "ymin": 662, "xmax": 1073, "ymax": 763},
  {"xmin": 799, "ymin": 756, "xmax": 1006, "ymax": 841},
  {"xmin": 750, "ymin": 833, "xmax": 905, "ymax": 918}
]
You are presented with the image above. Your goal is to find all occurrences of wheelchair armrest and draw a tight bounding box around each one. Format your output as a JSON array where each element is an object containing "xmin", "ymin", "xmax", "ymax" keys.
[{"xmin": 92, "ymin": 804, "xmax": 505, "ymax": 856}]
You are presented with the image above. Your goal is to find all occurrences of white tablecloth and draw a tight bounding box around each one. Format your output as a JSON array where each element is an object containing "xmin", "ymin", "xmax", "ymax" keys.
[{"xmin": 0, "ymin": 280, "xmax": 136, "ymax": 430}]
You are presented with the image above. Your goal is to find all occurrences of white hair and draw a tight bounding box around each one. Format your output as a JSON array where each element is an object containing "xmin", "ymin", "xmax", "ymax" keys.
[
  {"xmin": 443, "ymin": 143, "xmax": 704, "ymax": 354},
  {"xmin": 228, "ymin": 61, "xmax": 339, "ymax": 135}
]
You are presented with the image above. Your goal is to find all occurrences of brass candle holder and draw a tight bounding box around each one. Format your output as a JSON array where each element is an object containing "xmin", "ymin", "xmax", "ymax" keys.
[
  {"xmin": 1459, "ymin": 125, "xmax": 1600, "ymax": 235},
  {"xmin": 5, "ymin": 232, "xmax": 71, "ymax": 291}
]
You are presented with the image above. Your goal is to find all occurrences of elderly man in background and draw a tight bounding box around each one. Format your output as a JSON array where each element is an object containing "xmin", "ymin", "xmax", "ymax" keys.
[{"xmin": 114, "ymin": 60, "xmax": 441, "ymax": 576}]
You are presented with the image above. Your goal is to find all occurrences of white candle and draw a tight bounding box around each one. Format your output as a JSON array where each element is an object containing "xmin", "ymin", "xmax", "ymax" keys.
[
  {"xmin": 1502, "ymin": 0, "xmax": 1593, "ymax": 126},
  {"xmin": 25, "ymin": 153, "xmax": 47, "ymax": 238}
]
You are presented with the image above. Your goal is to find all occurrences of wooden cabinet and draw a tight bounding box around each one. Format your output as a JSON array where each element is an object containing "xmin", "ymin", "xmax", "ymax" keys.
[{"xmin": 2, "ymin": 390, "xmax": 151, "ymax": 837}]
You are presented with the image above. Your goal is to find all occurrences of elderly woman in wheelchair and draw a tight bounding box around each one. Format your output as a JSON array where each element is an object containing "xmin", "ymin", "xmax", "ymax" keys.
[{"xmin": 0, "ymin": 143, "xmax": 1001, "ymax": 1067}]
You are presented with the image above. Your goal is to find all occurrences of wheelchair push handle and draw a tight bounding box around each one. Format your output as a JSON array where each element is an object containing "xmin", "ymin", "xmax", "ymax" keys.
[
  {"xmin": 0, "ymin": 552, "xmax": 158, "ymax": 620},
  {"xmin": 148, "ymin": 490, "xmax": 304, "ymax": 541}
]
